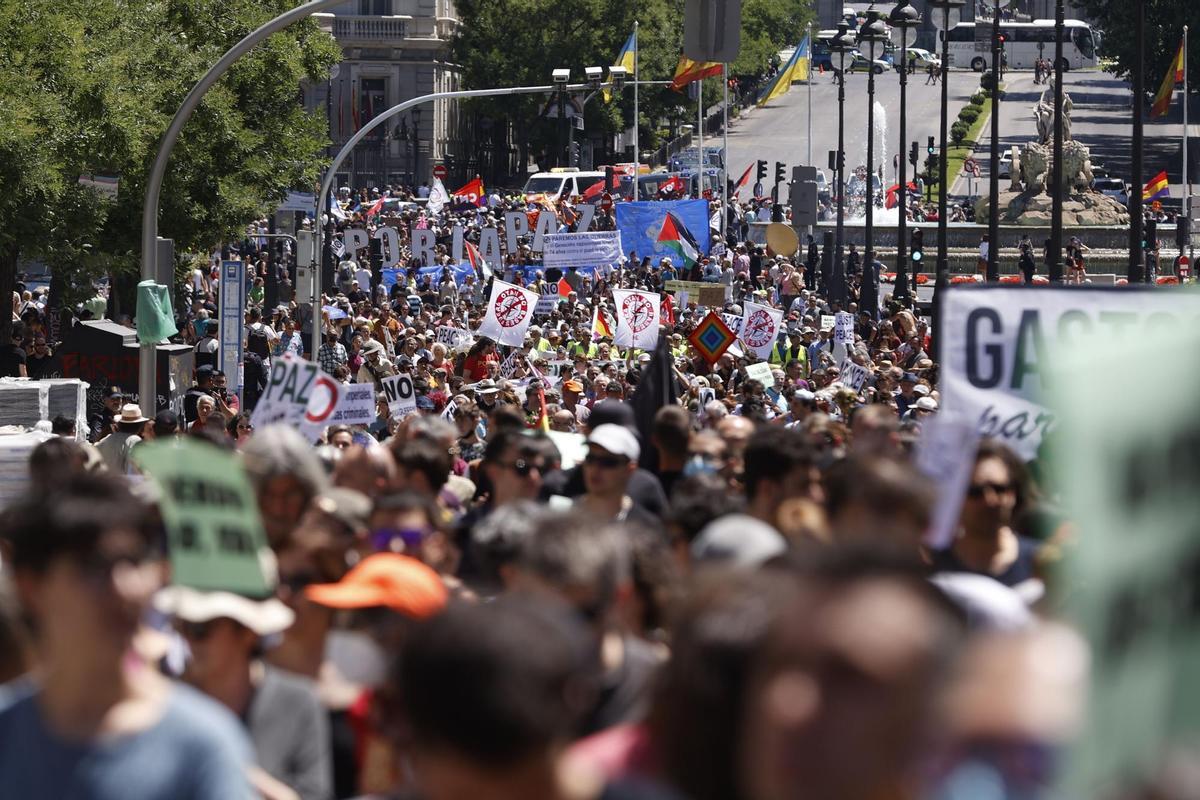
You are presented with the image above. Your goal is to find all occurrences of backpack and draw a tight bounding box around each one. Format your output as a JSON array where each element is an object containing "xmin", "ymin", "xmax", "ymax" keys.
[{"xmin": 247, "ymin": 325, "xmax": 270, "ymax": 359}]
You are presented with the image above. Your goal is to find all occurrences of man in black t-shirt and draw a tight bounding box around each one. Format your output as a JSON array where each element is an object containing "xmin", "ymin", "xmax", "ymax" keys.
[{"xmin": 0, "ymin": 323, "xmax": 28, "ymax": 378}]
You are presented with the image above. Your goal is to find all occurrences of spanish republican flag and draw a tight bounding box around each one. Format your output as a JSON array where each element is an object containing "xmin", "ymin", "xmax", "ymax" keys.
[
  {"xmin": 671, "ymin": 55, "xmax": 722, "ymax": 91},
  {"xmin": 1143, "ymin": 170, "xmax": 1170, "ymax": 202},
  {"xmin": 1151, "ymin": 37, "xmax": 1185, "ymax": 118},
  {"xmin": 605, "ymin": 30, "xmax": 637, "ymax": 103},
  {"xmin": 757, "ymin": 36, "xmax": 811, "ymax": 107}
]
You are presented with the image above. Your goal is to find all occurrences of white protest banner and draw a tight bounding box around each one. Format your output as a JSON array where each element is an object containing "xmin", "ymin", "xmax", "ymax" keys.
[
  {"xmin": 1053, "ymin": 323, "xmax": 1200, "ymax": 795},
  {"xmin": 252, "ymin": 356, "xmax": 323, "ymax": 428},
  {"xmin": 297, "ymin": 370, "xmax": 345, "ymax": 441},
  {"xmin": 381, "ymin": 373, "xmax": 417, "ymax": 418},
  {"xmin": 914, "ymin": 413, "xmax": 980, "ymax": 549},
  {"xmin": 820, "ymin": 314, "xmax": 836, "ymax": 331},
  {"xmin": 836, "ymin": 358, "xmax": 869, "ymax": 392},
  {"xmin": 722, "ymin": 313, "xmax": 744, "ymax": 336},
  {"xmin": 327, "ymin": 382, "xmax": 377, "ymax": 426},
  {"xmin": 477, "ymin": 279, "xmax": 539, "ymax": 347},
  {"xmin": 435, "ymin": 325, "xmax": 474, "ymax": 353},
  {"xmin": 833, "ymin": 311, "xmax": 855, "ymax": 345},
  {"xmin": 534, "ymin": 283, "xmax": 562, "ymax": 315},
  {"xmin": 542, "ymin": 231, "xmax": 624, "ymax": 269},
  {"xmin": 612, "ymin": 289, "xmax": 661, "ymax": 350},
  {"xmin": 745, "ymin": 361, "xmax": 775, "ymax": 388},
  {"xmin": 941, "ymin": 286, "xmax": 1200, "ymax": 459},
  {"xmin": 740, "ymin": 301, "xmax": 784, "ymax": 361},
  {"xmin": 498, "ymin": 349, "xmax": 523, "ymax": 379},
  {"xmin": 440, "ymin": 398, "xmax": 459, "ymax": 421}
]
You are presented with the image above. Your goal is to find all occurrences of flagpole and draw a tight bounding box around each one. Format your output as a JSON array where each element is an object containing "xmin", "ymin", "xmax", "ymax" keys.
[
  {"xmin": 807, "ymin": 22, "xmax": 813, "ymax": 167},
  {"xmin": 723, "ymin": 62, "xmax": 730, "ymax": 238},
  {"xmin": 633, "ymin": 21, "xmax": 640, "ymax": 164},
  {"xmin": 1185, "ymin": 26, "xmax": 1191, "ymax": 243},
  {"xmin": 698, "ymin": 75, "xmax": 704, "ymax": 192}
]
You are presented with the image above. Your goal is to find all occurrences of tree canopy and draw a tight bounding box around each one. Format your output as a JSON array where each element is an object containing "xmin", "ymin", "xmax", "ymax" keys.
[
  {"xmin": 0, "ymin": 0, "xmax": 340, "ymax": 332},
  {"xmin": 450, "ymin": 0, "xmax": 813, "ymax": 168},
  {"xmin": 1075, "ymin": 0, "xmax": 1199, "ymax": 90}
]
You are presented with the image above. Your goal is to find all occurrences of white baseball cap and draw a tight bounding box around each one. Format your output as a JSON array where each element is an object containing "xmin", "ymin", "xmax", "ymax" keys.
[{"xmin": 587, "ymin": 424, "xmax": 641, "ymax": 462}]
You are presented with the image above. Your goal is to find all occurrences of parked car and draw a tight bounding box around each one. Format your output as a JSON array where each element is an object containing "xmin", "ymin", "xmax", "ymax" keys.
[
  {"xmin": 998, "ymin": 152, "xmax": 1013, "ymax": 179},
  {"xmin": 846, "ymin": 50, "xmax": 890, "ymax": 75},
  {"xmin": 901, "ymin": 48, "xmax": 941, "ymax": 71},
  {"xmin": 815, "ymin": 170, "xmax": 830, "ymax": 203},
  {"xmin": 1092, "ymin": 176, "xmax": 1130, "ymax": 205}
]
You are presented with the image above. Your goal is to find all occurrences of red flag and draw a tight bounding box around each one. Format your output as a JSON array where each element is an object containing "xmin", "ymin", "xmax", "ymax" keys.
[
  {"xmin": 452, "ymin": 176, "xmax": 486, "ymax": 206},
  {"xmin": 582, "ymin": 180, "xmax": 607, "ymax": 201},
  {"xmin": 660, "ymin": 295, "xmax": 675, "ymax": 326},
  {"xmin": 351, "ymin": 81, "xmax": 361, "ymax": 131},
  {"xmin": 365, "ymin": 196, "xmax": 385, "ymax": 217},
  {"xmin": 732, "ymin": 163, "xmax": 753, "ymax": 197},
  {"xmin": 557, "ymin": 277, "xmax": 572, "ymax": 297}
]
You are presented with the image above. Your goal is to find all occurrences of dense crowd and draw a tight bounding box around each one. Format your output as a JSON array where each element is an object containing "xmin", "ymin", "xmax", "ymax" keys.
[{"xmin": 0, "ymin": 180, "xmax": 1177, "ymax": 800}]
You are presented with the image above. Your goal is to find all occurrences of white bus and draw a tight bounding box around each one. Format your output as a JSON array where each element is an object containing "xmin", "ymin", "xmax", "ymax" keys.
[{"xmin": 942, "ymin": 19, "xmax": 1098, "ymax": 72}]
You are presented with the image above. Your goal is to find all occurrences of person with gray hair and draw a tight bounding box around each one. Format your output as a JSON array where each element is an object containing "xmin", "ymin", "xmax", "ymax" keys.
[
  {"xmin": 241, "ymin": 424, "xmax": 329, "ymax": 550},
  {"xmin": 512, "ymin": 511, "xmax": 662, "ymax": 735}
]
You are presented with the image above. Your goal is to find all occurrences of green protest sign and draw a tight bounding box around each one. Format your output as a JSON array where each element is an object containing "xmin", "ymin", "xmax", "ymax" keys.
[
  {"xmin": 1053, "ymin": 322, "xmax": 1200, "ymax": 794},
  {"xmin": 134, "ymin": 440, "xmax": 275, "ymax": 598}
]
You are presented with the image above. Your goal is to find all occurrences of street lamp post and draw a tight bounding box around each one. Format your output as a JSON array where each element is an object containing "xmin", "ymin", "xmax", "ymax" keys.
[
  {"xmin": 1049, "ymin": 0, "xmax": 1064, "ymax": 281},
  {"xmin": 1130, "ymin": 0, "xmax": 1145, "ymax": 282},
  {"xmin": 829, "ymin": 22, "xmax": 856, "ymax": 306},
  {"xmin": 987, "ymin": 0, "xmax": 1010, "ymax": 283},
  {"xmin": 890, "ymin": 1, "xmax": 922, "ymax": 303},
  {"xmin": 859, "ymin": 13, "xmax": 890, "ymax": 311},
  {"xmin": 412, "ymin": 107, "xmax": 423, "ymax": 184},
  {"xmin": 929, "ymin": 0, "xmax": 965, "ymax": 363},
  {"xmin": 137, "ymin": 0, "xmax": 342, "ymax": 410}
]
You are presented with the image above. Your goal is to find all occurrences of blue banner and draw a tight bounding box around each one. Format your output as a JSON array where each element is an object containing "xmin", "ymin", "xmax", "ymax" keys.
[
  {"xmin": 614, "ymin": 199, "xmax": 711, "ymax": 268},
  {"xmin": 382, "ymin": 263, "xmax": 476, "ymax": 289}
]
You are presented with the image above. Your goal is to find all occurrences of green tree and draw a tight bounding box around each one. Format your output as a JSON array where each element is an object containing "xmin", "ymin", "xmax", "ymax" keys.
[
  {"xmin": 451, "ymin": 0, "xmax": 811, "ymax": 172},
  {"xmin": 0, "ymin": 0, "xmax": 340, "ymax": 340},
  {"xmin": 1075, "ymin": 0, "xmax": 1199, "ymax": 91}
]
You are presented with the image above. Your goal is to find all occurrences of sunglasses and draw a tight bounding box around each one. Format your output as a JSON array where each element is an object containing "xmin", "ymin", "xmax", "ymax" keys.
[
  {"xmin": 967, "ymin": 481, "xmax": 1014, "ymax": 499},
  {"xmin": 237, "ymin": 423, "xmax": 253, "ymax": 432},
  {"xmin": 370, "ymin": 527, "xmax": 431, "ymax": 554},
  {"xmin": 507, "ymin": 458, "xmax": 545, "ymax": 477},
  {"xmin": 584, "ymin": 453, "xmax": 627, "ymax": 470}
]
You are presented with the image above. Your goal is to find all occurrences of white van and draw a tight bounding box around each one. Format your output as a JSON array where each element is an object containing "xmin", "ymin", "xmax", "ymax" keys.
[{"xmin": 522, "ymin": 168, "xmax": 607, "ymax": 202}]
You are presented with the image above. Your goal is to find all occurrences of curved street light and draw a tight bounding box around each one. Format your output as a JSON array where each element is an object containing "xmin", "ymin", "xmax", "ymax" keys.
[
  {"xmin": 828, "ymin": 21, "xmax": 856, "ymax": 306},
  {"xmin": 889, "ymin": 0, "xmax": 922, "ymax": 303},
  {"xmin": 857, "ymin": 11, "xmax": 890, "ymax": 319}
]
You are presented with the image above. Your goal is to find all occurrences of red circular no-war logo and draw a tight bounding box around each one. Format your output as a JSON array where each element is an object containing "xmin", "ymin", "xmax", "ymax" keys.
[
  {"xmin": 623, "ymin": 294, "xmax": 655, "ymax": 333},
  {"xmin": 494, "ymin": 288, "xmax": 529, "ymax": 328},
  {"xmin": 743, "ymin": 309, "xmax": 775, "ymax": 348}
]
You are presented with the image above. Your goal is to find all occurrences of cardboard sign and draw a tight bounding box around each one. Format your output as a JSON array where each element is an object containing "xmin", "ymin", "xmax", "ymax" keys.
[
  {"xmin": 833, "ymin": 311, "xmax": 855, "ymax": 345},
  {"xmin": 941, "ymin": 287, "xmax": 1200, "ymax": 459},
  {"xmin": 134, "ymin": 440, "xmax": 274, "ymax": 597},
  {"xmin": 328, "ymin": 382, "xmax": 376, "ymax": 426},
  {"xmin": 542, "ymin": 231, "xmax": 624, "ymax": 269},
  {"xmin": 820, "ymin": 314, "xmax": 836, "ymax": 331},
  {"xmin": 665, "ymin": 280, "xmax": 727, "ymax": 307},
  {"xmin": 914, "ymin": 413, "xmax": 980, "ymax": 550},
  {"xmin": 381, "ymin": 373, "xmax": 417, "ymax": 418},
  {"xmin": 745, "ymin": 361, "xmax": 775, "ymax": 388},
  {"xmin": 1053, "ymin": 324, "xmax": 1200, "ymax": 794},
  {"xmin": 836, "ymin": 359, "xmax": 869, "ymax": 392}
]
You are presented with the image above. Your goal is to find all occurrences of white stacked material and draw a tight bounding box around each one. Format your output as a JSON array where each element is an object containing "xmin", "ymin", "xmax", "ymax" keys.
[
  {"xmin": 0, "ymin": 429, "xmax": 53, "ymax": 509},
  {"xmin": 0, "ymin": 378, "xmax": 89, "ymax": 434}
]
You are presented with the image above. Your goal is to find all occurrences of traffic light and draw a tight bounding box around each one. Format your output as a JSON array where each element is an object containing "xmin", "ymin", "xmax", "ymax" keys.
[
  {"xmin": 605, "ymin": 166, "xmax": 615, "ymax": 193},
  {"xmin": 927, "ymin": 136, "xmax": 936, "ymax": 155},
  {"xmin": 775, "ymin": 161, "xmax": 786, "ymax": 186},
  {"xmin": 829, "ymin": 150, "xmax": 838, "ymax": 171},
  {"xmin": 910, "ymin": 228, "xmax": 924, "ymax": 266},
  {"xmin": 1143, "ymin": 217, "xmax": 1158, "ymax": 251},
  {"xmin": 909, "ymin": 141, "xmax": 920, "ymax": 168},
  {"xmin": 1176, "ymin": 216, "xmax": 1190, "ymax": 250},
  {"xmin": 756, "ymin": 160, "xmax": 767, "ymax": 184}
]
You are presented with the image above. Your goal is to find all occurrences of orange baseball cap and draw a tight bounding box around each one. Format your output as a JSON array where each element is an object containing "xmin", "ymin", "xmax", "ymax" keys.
[{"xmin": 304, "ymin": 553, "xmax": 448, "ymax": 619}]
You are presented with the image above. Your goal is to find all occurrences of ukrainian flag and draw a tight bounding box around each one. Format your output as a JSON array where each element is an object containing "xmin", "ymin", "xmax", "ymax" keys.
[
  {"xmin": 605, "ymin": 30, "xmax": 637, "ymax": 103},
  {"xmin": 756, "ymin": 35, "xmax": 810, "ymax": 107}
]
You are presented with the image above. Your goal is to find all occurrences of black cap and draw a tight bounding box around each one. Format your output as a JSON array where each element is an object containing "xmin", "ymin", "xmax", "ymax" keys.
[
  {"xmin": 155, "ymin": 410, "xmax": 180, "ymax": 429},
  {"xmin": 197, "ymin": 364, "xmax": 214, "ymax": 377},
  {"xmin": 105, "ymin": 386, "xmax": 124, "ymax": 399}
]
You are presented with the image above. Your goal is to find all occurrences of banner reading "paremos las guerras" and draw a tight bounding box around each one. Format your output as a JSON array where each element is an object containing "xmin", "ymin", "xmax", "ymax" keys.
[{"xmin": 940, "ymin": 286, "xmax": 1200, "ymax": 459}]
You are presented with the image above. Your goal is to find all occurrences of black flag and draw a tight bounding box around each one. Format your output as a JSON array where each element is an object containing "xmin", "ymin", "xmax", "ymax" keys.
[{"xmin": 630, "ymin": 338, "xmax": 680, "ymax": 476}]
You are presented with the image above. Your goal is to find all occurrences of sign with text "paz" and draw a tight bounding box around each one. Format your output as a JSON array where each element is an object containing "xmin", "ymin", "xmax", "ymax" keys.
[
  {"xmin": 134, "ymin": 440, "xmax": 275, "ymax": 597},
  {"xmin": 941, "ymin": 287, "xmax": 1200, "ymax": 459}
]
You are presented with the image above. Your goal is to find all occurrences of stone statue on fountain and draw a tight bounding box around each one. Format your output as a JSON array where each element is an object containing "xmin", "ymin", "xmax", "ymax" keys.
[{"xmin": 976, "ymin": 78, "xmax": 1128, "ymax": 226}]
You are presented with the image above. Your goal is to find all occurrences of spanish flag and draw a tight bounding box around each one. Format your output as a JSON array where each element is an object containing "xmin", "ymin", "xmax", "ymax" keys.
[
  {"xmin": 671, "ymin": 55, "xmax": 723, "ymax": 92},
  {"xmin": 1151, "ymin": 37, "xmax": 1185, "ymax": 118},
  {"xmin": 757, "ymin": 36, "xmax": 810, "ymax": 107},
  {"xmin": 1143, "ymin": 170, "xmax": 1170, "ymax": 202},
  {"xmin": 592, "ymin": 306, "xmax": 614, "ymax": 341},
  {"xmin": 605, "ymin": 30, "xmax": 637, "ymax": 103}
]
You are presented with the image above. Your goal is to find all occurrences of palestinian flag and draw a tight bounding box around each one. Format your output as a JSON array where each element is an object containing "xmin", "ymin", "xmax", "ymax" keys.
[
  {"xmin": 465, "ymin": 240, "xmax": 492, "ymax": 280},
  {"xmin": 657, "ymin": 211, "xmax": 701, "ymax": 268}
]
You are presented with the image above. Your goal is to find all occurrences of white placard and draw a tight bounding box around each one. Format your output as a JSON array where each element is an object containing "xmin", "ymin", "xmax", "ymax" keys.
[
  {"xmin": 327, "ymin": 382, "xmax": 377, "ymax": 426},
  {"xmin": 915, "ymin": 413, "xmax": 981, "ymax": 549},
  {"xmin": 739, "ymin": 301, "xmax": 784, "ymax": 361},
  {"xmin": 477, "ymin": 279, "xmax": 539, "ymax": 347},
  {"xmin": 435, "ymin": 325, "xmax": 474, "ymax": 353},
  {"xmin": 612, "ymin": 289, "xmax": 661, "ymax": 350},
  {"xmin": 820, "ymin": 314, "xmax": 836, "ymax": 331},
  {"xmin": 941, "ymin": 287, "xmax": 1200, "ymax": 459},
  {"xmin": 381, "ymin": 373, "xmax": 417, "ymax": 418},
  {"xmin": 836, "ymin": 359, "xmax": 869, "ymax": 392},
  {"xmin": 745, "ymin": 361, "xmax": 775, "ymax": 388},
  {"xmin": 542, "ymin": 230, "xmax": 624, "ymax": 269},
  {"xmin": 252, "ymin": 356, "xmax": 322, "ymax": 428}
]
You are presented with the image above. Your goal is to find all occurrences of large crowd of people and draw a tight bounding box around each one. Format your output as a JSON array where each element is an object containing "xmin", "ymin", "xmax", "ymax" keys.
[{"xmin": 0, "ymin": 179, "xmax": 1180, "ymax": 800}]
